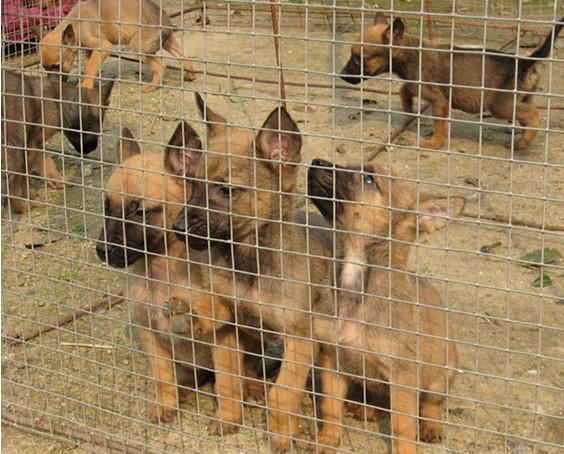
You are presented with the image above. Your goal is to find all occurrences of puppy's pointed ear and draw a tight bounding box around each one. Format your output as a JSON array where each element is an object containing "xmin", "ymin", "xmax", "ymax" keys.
[
  {"xmin": 194, "ymin": 93, "xmax": 227, "ymax": 138},
  {"xmin": 384, "ymin": 18, "xmax": 405, "ymax": 44},
  {"xmin": 256, "ymin": 107, "xmax": 302, "ymax": 163},
  {"xmin": 374, "ymin": 12, "xmax": 388, "ymax": 25},
  {"xmin": 117, "ymin": 128, "xmax": 140, "ymax": 163},
  {"xmin": 418, "ymin": 197, "xmax": 465, "ymax": 234},
  {"xmin": 62, "ymin": 24, "xmax": 76, "ymax": 45},
  {"xmin": 164, "ymin": 122, "xmax": 202, "ymax": 176}
]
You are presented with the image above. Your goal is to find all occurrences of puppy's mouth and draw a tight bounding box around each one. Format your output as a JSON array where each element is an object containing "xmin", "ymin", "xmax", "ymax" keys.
[
  {"xmin": 340, "ymin": 62, "xmax": 388, "ymax": 84},
  {"xmin": 308, "ymin": 159, "xmax": 339, "ymax": 221}
]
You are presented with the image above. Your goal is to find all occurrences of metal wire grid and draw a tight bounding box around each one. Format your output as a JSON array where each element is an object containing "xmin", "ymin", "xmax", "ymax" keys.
[{"xmin": 2, "ymin": 1, "xmax": 563, "ymax": 453}]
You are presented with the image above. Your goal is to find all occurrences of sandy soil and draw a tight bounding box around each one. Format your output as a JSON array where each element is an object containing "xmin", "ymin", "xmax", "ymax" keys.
[{"xmin": 2, "ymin": 4, "xmax": 563, "ymax": 454}]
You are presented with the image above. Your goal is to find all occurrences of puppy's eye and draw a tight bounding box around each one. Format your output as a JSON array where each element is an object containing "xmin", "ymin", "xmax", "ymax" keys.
[
  {"xmin": 219, "ymin": 186, "xmax": 231, "ymax": 197},
  {"xmin": 363, "ymin": 175, "xmax": 375, "ymax": 186}
]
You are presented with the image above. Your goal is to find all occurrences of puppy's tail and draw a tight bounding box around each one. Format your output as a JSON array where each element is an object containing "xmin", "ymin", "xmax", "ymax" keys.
[{"xmin": 519, "ymin": 17, "xmax": 563, "ymax": 74}]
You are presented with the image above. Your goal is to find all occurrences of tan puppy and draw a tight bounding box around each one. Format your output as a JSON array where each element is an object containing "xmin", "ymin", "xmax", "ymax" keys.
[
  {"xmin": 170, "ymin": 94, "xmax": 334, "ymax": 444},
  {"xmin": 308, "ymin": 158, "xmax": 464, "ymax": 453},
  {"xmin": 341, "ymin": 13, "xmax": 563, "ymax": 150},
  {"xmin": 96, "ymin": 125, "xmax": 261, "ymax": 422},
  {"xmin": 40, "ymin": 0, "xmax": 195, "ymax": 92}
]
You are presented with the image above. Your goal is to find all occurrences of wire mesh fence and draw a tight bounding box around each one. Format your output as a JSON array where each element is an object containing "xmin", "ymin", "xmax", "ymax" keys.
[{"xmin": 1, "ymin": 1, "xmax": 563, "ymax": 453}]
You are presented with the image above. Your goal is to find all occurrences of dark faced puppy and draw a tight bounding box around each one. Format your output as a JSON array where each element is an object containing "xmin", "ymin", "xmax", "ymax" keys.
[
  {"xmin": 1, "ymin": 69, "xmax": 114, "ymax": 213},
  {"xmin": 341, "ymin": 13, "xmax": 563, "ymax": 150},
  {"xmin": 96, "ymin": 123, "xmax": 197, "ymax": 267},
  {"xmin": 308, "ymin": 158, "xmax": 464, "ymax": 453},
  {"xmin": 96, "ymin": 124, "xmax": 215, "ymax": 423}
]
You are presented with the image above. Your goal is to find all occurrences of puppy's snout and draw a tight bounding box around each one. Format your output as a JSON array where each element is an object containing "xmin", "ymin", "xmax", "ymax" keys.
[
  {"xmin": 95, "ymin": 241, "xmax": 108, "ymax": 262},
  {"xmin": 173, "ymin": 208, "xmax": 188, "ymax": 238}
]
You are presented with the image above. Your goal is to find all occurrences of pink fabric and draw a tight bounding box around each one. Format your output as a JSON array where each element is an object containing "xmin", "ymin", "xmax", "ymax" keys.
[{"xmin": 2, "ymin": 0, "xmax": 79, "ymax": 42}]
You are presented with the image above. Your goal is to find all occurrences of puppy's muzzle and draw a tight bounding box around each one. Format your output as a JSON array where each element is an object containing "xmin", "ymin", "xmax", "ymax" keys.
[{"xmin": 340, "ymin": 58, "xmax": 363, "ymax": 85}]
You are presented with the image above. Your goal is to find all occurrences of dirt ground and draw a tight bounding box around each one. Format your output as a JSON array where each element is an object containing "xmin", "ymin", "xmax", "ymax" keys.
[{"xmin": 2, "ymin": 3, "xmax": 563, "ymax": 454}]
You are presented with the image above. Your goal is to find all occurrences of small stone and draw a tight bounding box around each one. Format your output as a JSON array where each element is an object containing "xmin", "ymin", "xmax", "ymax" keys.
[
  {"xmin": 123, "ymin": 359, "xmax": 130, "ymax": 366},
  {"xmin": 336, "ymin": 144, "xmax": 346, "ymax": 154},
  {"xmin": 83, "ymin": 165, "xmax": 93, "ymax": 177},
  {"xmin": 37, "ymin": 300, "xmax": 46, "ymax": 307}
]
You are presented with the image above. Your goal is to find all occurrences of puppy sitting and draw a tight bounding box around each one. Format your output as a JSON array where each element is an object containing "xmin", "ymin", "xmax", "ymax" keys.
[
  {"xmin": 308, "ymin": 158, "xmax": 464, "ymax": 453},
  {"xmin": 96, "ymin": 124, "xmax": 213, "ymax": 421},
  {"xmin": 96, "ymin": 125, "xmax": 262, "ymax": 423},
  {"xmin": 40, "ymin": 0, "xmax": 195, "ymax": 92},
  {"xmin": 341, "ymin": 13, "xmax": 563, "ymax": 150}
]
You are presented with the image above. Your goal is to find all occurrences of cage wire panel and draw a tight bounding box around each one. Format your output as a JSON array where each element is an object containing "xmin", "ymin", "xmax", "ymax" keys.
[{"xmin": 1, "ymin": 0, "xmax": 563, "ymax": 453}]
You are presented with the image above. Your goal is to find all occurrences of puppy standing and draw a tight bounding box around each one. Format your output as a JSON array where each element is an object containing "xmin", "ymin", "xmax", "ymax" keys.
[
  {"xmin": 308, "ymin": 159, "xmax": 464, "ymax": 453},
  {"xmin": 40, "ymin": 0, "xmax": 195, "ymax": 92},
  {"xmin": 170, "ymin": 94, "xmax": 334, "ymax": 445},
  {"xmin": 341, "ymin": 13, "xmax": 563, "ymax": 150},
  {"xmin": 96, "ymin": 125, "xmax": 262, "ymax": 422},
  {"xmin": 1, "ymin": 69, "xmax": 114, "ymax": 213}
]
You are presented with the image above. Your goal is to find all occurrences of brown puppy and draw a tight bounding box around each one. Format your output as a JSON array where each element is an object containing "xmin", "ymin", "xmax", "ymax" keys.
[
  {"xmin": 96, "ymin": 125, "xmax": 263, "ymax": 423},
  {"xmin": 40, "ymin": 0, "xmax": 195, "ymax": 92},
  {"xmin": 2, "ymin": 69, "xmax": 114, "ymax": 213},
  {"xmin": 341, "ymin": 13, "xmax": 563, "ymax": 150},
  {"xmin": 170, "ymin": 94, "xmax": 333, "ymax": 445},
  {"xmin": 308, "ymin": 159, "xmax": 464, "ymax": 453},
  {"xmin": 96, "ymin": 124, "xmax": 213, "ymax": 422}
]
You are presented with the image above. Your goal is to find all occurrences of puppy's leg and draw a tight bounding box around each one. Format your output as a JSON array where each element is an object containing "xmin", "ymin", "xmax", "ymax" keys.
[
  {"xmin": 316, "ymin": 351, "xmax": 349, "ymax": 453},
  {"xmin": 390, "ymin": 364, "xmax": 418, "ymax": 454},
  {"xmin": 241, "ymin": 334, "xmax": 265, "ymax": 404},
  {"xmin": 419, "ymin": 392, "xmax": 445, "ymax": 443},
  {"xmin": 81, "ymin": 39, "xmax": 112, "ymax": 90},
  {"xmin": 420, "ymin": 102, "xmax": 449, "ymax": 149},
  {"xmin": 490, "ymin": 94, "xmax": 539, "ymax": 151},
  {"xmin": 3, "ymin": 147, "xmax": 32, "ymax": 214},
  {"xmin": 268, "ymin": 337, "xmax": 315, "ymax": 450},
  {"xmin": 164, "ymin": 35, "xmax": 196, "ymax": 81},
  {"xmin": 513, "ymin": 102, "xmax": 540, "ymax": 151},
  {"xmin": 144, "ymin": 56, "xmax": 165, "ymax": 93},
  {"xmin": 400, "ymin": 84, "xmax": 414, "ymax": 114},
  {"xmin": 138, "ymin": 329, "xmax": 178, "ymax": 423},
  {"xmin": 30, "ymin": 152, "xmax": 64, "ymax": 189},
  {"xmin": 209, "ymin": 327, "xmax": 244, "ymax": 435}
]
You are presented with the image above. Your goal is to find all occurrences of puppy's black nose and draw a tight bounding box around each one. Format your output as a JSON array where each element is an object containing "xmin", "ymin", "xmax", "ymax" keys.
[{"xmin": 95, "ymin": 241, "xmax": 107, "ymax": 262}]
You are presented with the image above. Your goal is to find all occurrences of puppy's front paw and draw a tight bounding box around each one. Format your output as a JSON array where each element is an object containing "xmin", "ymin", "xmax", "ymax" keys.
[
  {"xmin": 208, "ymin": 419, "xmax": 240, "ymax": 436},
  {"xmin": 345, "ymin": 401, "xmax": 382, "ymax": 421},
  {"xmin": 244, "ymin": 380, "xmax": 265, "ymax": 404},
  {"xmin": 163, "ymin": 297, "xmax": 193, "ymax": 334},
  {"xmin": 420, "ymin": 137, "xmax": 444, "ymax": 149},
  {"xmin": 143, "ymin": 84, "xmax": 159, "ymax": 93},
  {"xmin": 148, "ymin": 403, "xmax": 176, "ymax": 423},
  {"xmin": 420, "ymin": 420, "xmax": 443, "ymax": 443}
]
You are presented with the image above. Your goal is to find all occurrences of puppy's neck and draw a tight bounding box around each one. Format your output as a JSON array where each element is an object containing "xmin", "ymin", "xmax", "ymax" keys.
[{"xmin": 391, "ymin": 34, "xmax": 435, "ymax": 81}]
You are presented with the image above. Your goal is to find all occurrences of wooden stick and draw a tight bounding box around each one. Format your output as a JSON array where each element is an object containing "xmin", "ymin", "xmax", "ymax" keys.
[
  {"xmin": 2, "ymin": 409, "xmax": 158, "ymax": 454},
  {"xmin": 363, "ymin": 104, "xmax": 431, "ymax": 162},
  {"xmin": 204, "ymin": 4, "xmax": 561, "ymax": 38},
  {"xmin": 460, "ymin": 214, "xmax": 564, "ymax": 233},
  {"xmin": 270, "ymin": 0, "xmax": 287, "ymax": 108},
  {"xmin": 169, "ymin": 3, "xmax": 204, "ymax": 19},
  {"xmin": 425, "ymin": 0, "xmax": 434, "ymax": 41},
  {"xmin": 4, "ymin": 292, "xmax": 123, "ymax": 346}
]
